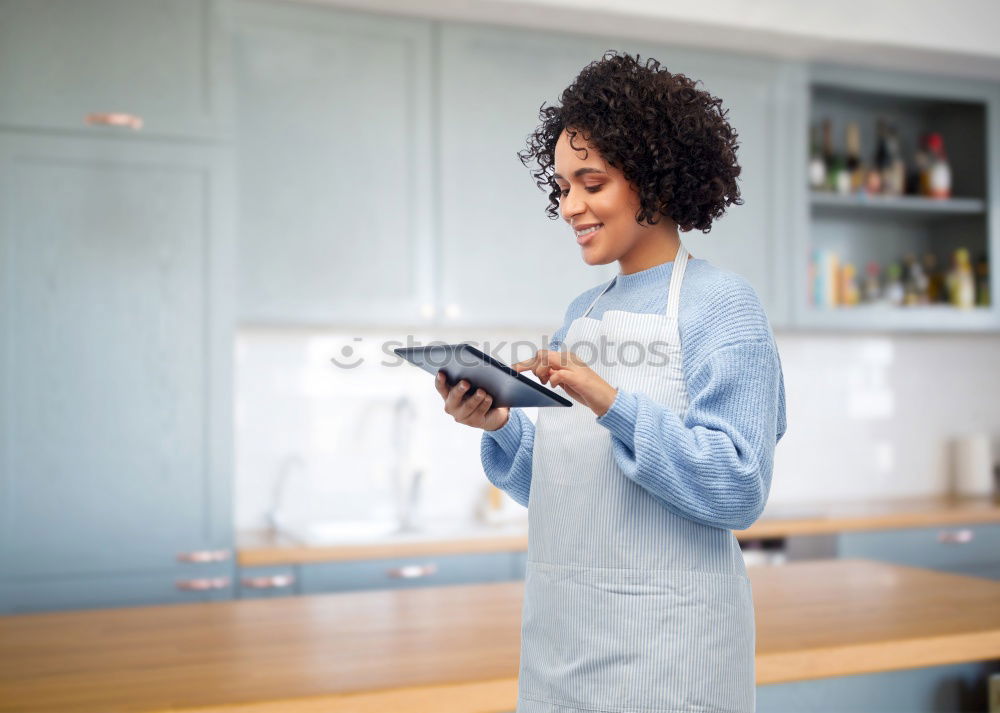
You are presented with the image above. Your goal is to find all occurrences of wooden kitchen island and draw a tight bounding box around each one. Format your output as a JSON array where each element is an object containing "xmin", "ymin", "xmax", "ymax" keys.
[{"xmin": 2, "ymin": 559, "xmax": 999, "ymax": 713}]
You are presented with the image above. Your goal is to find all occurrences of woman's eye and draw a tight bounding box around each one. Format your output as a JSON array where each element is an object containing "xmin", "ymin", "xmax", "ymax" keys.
[{"xmin": 558, "ymin": 186, "xmax": 601, "ymax": 197}]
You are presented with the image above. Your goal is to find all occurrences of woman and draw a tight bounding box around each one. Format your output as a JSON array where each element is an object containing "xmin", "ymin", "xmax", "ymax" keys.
[{"xmin": 435, "ymin": 50, "xmax": 786, "ymax": 713}]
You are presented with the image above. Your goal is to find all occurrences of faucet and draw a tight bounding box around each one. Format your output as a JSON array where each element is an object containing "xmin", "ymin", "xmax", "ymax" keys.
[
  {"xmin": 267, "ymin": 454, "xmax": 305, "ymax": 537},
  {"xmin": 392, "ymin": 395, "xmax": 423, "ymax": 533}
]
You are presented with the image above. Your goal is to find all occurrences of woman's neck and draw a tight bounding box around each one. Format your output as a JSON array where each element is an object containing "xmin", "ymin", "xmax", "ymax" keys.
[{"xmin": 618, "ymin": 229, "xmax": 690, "ymax": 275}]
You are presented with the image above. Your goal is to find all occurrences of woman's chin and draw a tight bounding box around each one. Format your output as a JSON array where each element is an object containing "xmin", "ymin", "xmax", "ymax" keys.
[{"xmin": 580, "ymin": 245, "xmax": 609, "ymax": 266}]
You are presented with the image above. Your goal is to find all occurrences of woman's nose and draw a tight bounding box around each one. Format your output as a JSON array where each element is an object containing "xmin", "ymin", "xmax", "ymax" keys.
[{"xmin": 561, "ymin": 194, "xmax": 586, "ymax": 221}]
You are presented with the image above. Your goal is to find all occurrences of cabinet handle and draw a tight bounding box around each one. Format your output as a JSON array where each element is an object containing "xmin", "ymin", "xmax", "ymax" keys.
[
  {"xmin": 937, "ymin": 528, "xmax": 974, "ymax": 544},
  {"xmin": 176, "ymin": 577, "xmax": 230, "ymax": 591},
  {"xmin": 176, "ymin": 549, "xmax": 231, "ymax": 563},
  {"xmin": 240, "ymin": 574, "xmax": 296, "ymax": 589},
  {"xmin": 386, "ymin": 563, "xmax": 438, "ymax": 579},
  {"xmin": 85, "ymin": 112, "xmax": 144, "ymax": 130}
]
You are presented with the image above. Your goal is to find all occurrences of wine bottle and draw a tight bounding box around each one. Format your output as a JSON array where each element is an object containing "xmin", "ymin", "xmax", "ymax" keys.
[
  {"xmin": 926, "ymin": 132, "xmax": 952, "ymax": 199},
  {"xmin": 845, "ymin": 121, "xmax": 864, "ymax": 194},
  {"xmin": 974, "ymin": 252, "xmax": 990, "ymax": 307},
  {"xmin": 809, "ymin": 123, "xmax": 827, "ymax": 190},
  {"xmin": 870, "ymin": 117, "xmax": 889, "ymax": 195}
]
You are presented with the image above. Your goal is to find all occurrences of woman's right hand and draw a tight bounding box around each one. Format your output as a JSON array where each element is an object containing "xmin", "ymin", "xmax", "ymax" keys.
[{"xmin": 435, "ymin": 371, "xmax": 510, "ymax": 432}]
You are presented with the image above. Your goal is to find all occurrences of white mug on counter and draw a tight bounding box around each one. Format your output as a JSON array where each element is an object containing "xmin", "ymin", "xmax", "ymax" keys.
[{"xmin": 948, "ymin": 433, "xmax": 997, "ymax": 498}]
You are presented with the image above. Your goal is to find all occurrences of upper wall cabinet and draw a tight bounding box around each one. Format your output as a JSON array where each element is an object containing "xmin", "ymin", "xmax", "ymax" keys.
[
  {"xmin": 437, "ymin": 23, "xmax": 617, "ymax": 330},
  {"xmin": 438, "ymin": 25, "xmax": 793, "ymax": 329},
  {"xmin": 0, "ymin": 0, "xmax": 232, "ymax": 140},
  {"xmin": 234, "ymin": 0, "xmax": 435, "ymax": 326}
]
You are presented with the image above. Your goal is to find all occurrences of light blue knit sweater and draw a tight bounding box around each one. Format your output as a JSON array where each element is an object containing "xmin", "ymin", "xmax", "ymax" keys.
[{"xmin": 480, "ymin": 257, "xmax": 787, "ymax": 531}]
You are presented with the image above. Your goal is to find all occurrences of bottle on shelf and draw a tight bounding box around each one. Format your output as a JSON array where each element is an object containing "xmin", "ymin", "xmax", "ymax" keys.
[
  {"xmin": 925, "ymin": 132, "xmax": 952, "ymax": 199},
  {"xmin": 868, "ymin": 117, "xmax": 889, "ymax": 195},
  {"xmin": 907, "ymin": 134, "xmax": 928, "ymax": 196},
  {"xmin": 902, "ymin": 253, "xmax": 929, "ymax": 305},
  {"xmin": 822, "ymin": 119, "xmax": 849, "ymax": 194},
  {"xmin": 883, "ymin": 262, "xmax": 905, "ymax": 307},
  {"xmin": 808, "ymin": 123, "xmax": 827, "ymax": 190},
  {"xmin": 883, "ymin": 123, "xmax": 907, "ymax": 197},
  {"xmin": 862, "ymin": 260, "xmax": 882, "ymax": 304},
  {"xmin": 946, "ymin": 248, "xmax": 976, "ymax": 309},
  {"xmin": 922, "ymin": 252, "xmax": 946, "ymax": 303},
  {"xmin": 974, "ymin": 252, "xmax": 990, "ymax": 307},
  {"xmin": 840, "ymin": 262, "xmax": 861, "ymax": 306},
  {"xmin": 845, "ymin": 121, "xmax": 865, "ymax": 195}
]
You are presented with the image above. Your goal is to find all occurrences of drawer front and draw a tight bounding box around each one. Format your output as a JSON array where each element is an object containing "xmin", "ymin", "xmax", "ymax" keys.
[
  {"xmin": 299, "ymin": 552, "xmax": 516, "ymax": 594},
  {"xmin": 511, "ymin": 551, "xmax": 528, "ymax": 579},
  {"xmin": 237, "ymin": 566, "xmax": 300, "ymax": 599},
  {"xmin": 945, "ymin": 561, "xmax": 1000, "ymax": 581},
  {"xmin": 837, "ymin": 523, "xmax": 1000, "ymax": 570},
  {"xmin": 0, "ymin": 566, "xmax": 235, "ymax": 614}
]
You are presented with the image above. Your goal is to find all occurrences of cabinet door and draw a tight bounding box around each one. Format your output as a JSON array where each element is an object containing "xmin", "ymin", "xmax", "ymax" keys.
[
  {"xmin": 299, "ymin": 552, "xmax": 516, "ymax": 594},
  {"xmin": 511, "ymin": 550, "xmax": 528, "ymax": 579},
  {"xmin": 438, "ymin": 23, "xmax": 617, "ymax": 329},
  {"xmin": 0, "ymin": 0, "xmax": 230, "ymax": 139},
  {"xmin": 233, "ymin": 1, "xmax": 435, "ymax": 326},
  {"xmin": 0, "ymin": 566, "xmax": 235, "ymax": 614},
  {"xmin": 0, "ymin": 133, "xmax": 234, "ymax": 610},
  {"xmin": 837, "ymin": 523, "xmax": 1000, "ymax": 575}
]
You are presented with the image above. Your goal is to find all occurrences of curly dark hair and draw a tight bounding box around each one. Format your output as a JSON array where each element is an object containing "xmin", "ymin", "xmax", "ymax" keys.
[{"xmin": 518, "ymin": 50, "xmax": 742, "ymax": 233}]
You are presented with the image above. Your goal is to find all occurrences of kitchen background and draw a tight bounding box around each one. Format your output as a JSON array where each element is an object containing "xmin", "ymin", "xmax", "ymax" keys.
[{"xmin": 2, "ymin": 0, "xmax": 1000, "ymax": 610}]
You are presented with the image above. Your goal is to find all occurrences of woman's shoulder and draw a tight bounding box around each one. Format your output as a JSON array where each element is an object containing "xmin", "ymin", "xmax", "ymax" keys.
[
  {"xmin": 679, "ymin": 259, "xmax": 774, "ymax": 346},
  {"xmin": 562, "ymin": 277, "xmax": 616, "ymax": 322}
]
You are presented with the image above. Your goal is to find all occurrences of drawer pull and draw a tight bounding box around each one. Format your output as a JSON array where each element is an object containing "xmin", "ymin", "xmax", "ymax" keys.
[
  {"xmin": 241, "ymin": 574, "xmax": 295, "ymax": 590},
  {"xmin": 176, "ymin": 577, "xmax": 230, "ymax": 591},
  {"xmin": 177, "ymin": 549, "xmax": 231, "ymax": 563},
  {"xmin": 937, "ymin": 528, "xmax": 974, "ymax": 544},
  {"xmin": 85, "ymin": 112, "xmax": 144, "ymax": 130},
  {"xmin": 386, "ymin": 563, "xmax": 438, "ymax": 579}
]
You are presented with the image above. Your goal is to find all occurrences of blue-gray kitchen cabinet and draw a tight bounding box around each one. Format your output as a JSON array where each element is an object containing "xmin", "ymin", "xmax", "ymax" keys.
[
  {"xmin": 511, "ymin": 550, "xmax": 528, "ymax": 579},
  {"xmin": 0, "ymin": 0, "xmax": 232, "ymax": 141},
  {"xmin": 233, "ymin": 0, "xmax": 437, "ymax": 326},
  {"xmin": 298, "ymin": 552, "xmax": 519, "ymax": 594},
  {"xmin": 836, "ymin": 522, "xmax": 1000, "ymax": 579},
  {"xmin": 0, "ymin": 133, "xmax": 236, "ymax": 613}
]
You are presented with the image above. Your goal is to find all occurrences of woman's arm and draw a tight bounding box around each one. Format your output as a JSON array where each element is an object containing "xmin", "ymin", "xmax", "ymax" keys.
[{"xmin": 595, "ymin": 336, "xmax": 786, "ymax": 531}]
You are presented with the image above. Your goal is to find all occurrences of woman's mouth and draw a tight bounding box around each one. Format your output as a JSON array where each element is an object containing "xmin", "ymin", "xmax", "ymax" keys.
[{"xmin": 576, "ymin": 224, "xmax": 603, "ymax": 245}]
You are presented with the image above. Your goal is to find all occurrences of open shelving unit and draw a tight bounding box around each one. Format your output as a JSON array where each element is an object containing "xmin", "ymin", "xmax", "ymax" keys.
[{"xmin": 792, "ymin": 63, "xmax": 1000, "ymax": 332}]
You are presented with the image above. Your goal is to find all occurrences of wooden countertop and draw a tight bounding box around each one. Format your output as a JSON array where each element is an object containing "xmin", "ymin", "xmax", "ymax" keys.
[
  {"xmin": 237, "ymin": 494, "xmax": 1000, "ymax": 566},
  {"xmin": 2, "ymin": 559, "xmax": 1000, "ymax": 713}
]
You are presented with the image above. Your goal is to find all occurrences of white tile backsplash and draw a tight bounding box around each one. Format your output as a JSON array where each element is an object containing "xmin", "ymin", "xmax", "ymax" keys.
[{"xmin": 235, "ymin": 327, "xmax": 1000, "ymax": 531}]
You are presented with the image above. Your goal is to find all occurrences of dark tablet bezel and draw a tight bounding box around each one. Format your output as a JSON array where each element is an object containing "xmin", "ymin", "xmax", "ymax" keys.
[{"xmin": 393, "ymin": 343, "xmax": 572, "ymax": 408}]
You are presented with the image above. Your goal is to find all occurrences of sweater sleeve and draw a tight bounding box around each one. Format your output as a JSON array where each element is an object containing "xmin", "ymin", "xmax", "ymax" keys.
[
  {"xmin": 594, "ymin": 338, "xmax": 784, "ymax": 531},
  {"xmin": 479, "ymin": 407, "xmax": 535, "ymax": 507}
]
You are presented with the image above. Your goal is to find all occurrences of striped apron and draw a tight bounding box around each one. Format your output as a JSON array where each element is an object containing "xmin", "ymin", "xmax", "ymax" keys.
[{"xmin": 517, "ymin": 241, "xmax": 756, "ymax": 713}]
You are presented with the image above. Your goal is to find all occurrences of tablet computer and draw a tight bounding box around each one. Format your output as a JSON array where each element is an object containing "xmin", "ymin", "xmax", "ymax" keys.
[{"xmin": 393, "ymin": 343, "xmax": 572, "ymax": 408}]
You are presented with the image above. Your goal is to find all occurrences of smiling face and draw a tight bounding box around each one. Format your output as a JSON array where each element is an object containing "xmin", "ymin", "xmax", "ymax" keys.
[{"xmin": 553, "ymin": 127, "xmax": 681, "ymax": 273}]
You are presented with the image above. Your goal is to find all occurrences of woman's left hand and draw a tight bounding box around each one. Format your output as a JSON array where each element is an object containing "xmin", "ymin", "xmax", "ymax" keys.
[{"xmin": 512, "ymin": 349, "xmax": 618, "ymax": 417}]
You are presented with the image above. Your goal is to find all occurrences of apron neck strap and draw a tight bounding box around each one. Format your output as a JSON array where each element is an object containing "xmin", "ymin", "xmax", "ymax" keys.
[{"xmin": 665, "ymin": 242, "xmax": 689, "ymax": 320}]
